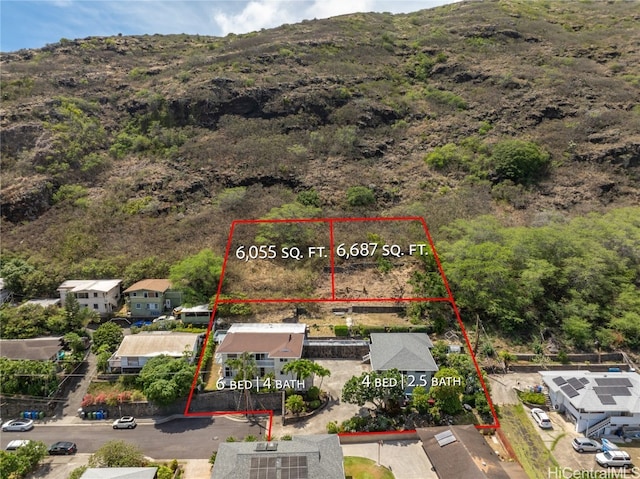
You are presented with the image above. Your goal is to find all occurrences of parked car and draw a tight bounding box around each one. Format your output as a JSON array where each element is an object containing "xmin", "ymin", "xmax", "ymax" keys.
[
  {"xmin": 595, "ymin": 450, "xmax": 633, "ymax": 468},
  {"xmin": 48, "ymin": 441, "xmax": 77, "ymax": 455},
  {"xmin": 2, "ymin": 419, "xmax": 34, "ymax": 432},
  {"xmin": 6, "ymin": 439, "xmax": 31, "ymax": 450},
  {"xmin": 531, "ymin": 408, "xmax": 552, "ymax": 429},
  {"xmin": 572, "ymin": 437, "xmax": 602, "ymax": 453},
  {"xmin": 132, "ymin": 320, "xmax": 152, "ymax": 328},
  {"xmin": 112, "ymin": 416, "xmax": 137, "ymax": 429}
]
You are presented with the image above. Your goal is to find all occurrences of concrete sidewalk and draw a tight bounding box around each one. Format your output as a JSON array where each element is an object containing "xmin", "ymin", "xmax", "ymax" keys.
[{"xmin": 342, "ymin": 440, "xmax": 437, "ymax": 479}]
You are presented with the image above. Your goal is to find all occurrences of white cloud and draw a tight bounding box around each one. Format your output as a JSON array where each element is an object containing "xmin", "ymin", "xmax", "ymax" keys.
[
  {"xmin": 213, "ymin": 1, "xmax": 294, "ymax": 35},
  {"xmin": 304, "ymin": 0, "xmax": 375, "ymax": 19}
]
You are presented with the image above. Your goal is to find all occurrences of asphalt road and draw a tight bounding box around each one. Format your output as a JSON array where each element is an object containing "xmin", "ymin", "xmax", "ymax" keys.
[{"xmin": 1, "ymin": 416, "xmax": 265, "ymax": 459}]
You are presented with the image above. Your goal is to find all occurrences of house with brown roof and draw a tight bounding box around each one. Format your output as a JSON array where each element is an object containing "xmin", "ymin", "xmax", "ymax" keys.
[
  {"xmin": 124, "ymin": 279, "xmax": 183, "ymax": 318},
  {"xmin": 418, "ymin": 425, "xmax": 527, "ymax": 479},
  {"xmin": 215, "ymin": 323, "xmax": 308, "ymax": 390}
]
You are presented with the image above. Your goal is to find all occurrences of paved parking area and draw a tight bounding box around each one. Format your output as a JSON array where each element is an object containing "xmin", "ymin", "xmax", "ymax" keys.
[{"xmin": 342, "ymin": 440, "xmax": 437, "ymax": 479}]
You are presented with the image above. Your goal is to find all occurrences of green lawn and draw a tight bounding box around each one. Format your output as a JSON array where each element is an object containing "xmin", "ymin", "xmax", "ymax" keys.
[{"xmin": 344, "ymin": 456, "xmax": 395, "ymax": 479}]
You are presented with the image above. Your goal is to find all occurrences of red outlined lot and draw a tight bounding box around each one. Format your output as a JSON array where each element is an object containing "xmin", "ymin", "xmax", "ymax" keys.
[{"xmin": 184, "ymin": 216, "xmax": 499, "ymax": 438}]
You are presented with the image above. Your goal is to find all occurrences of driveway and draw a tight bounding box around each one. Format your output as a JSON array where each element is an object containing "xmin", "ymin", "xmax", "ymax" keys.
[{"xmin": 270, "ymin": 359, "xmax": 369, "ymax": 437}]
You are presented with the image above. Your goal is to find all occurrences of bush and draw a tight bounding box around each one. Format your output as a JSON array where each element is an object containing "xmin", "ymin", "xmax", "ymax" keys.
[
  {"xmin": 308, "ymin": 400, "xmax": 321, "ymax": 410},
  {"xmin": 306, "ymin": 386, "xmax": 320, "ymax": 402},
  {"xmin": 491, "ymin": 140, "xmax": 550, "ymax": 185},
  {"xmin": 334, "ymin": 325, "xmax": 349, "ymax": 337},
  {"xmin": 346, "ymin": 186, "xmax": 375, "ymax": 207},
  {"xmin": 326, "ymin": 421, "xmax": 339, "ymax": 434},
  {"xmin": 519, "ymin": 391, "xmax": 546, "ymax": 405}
]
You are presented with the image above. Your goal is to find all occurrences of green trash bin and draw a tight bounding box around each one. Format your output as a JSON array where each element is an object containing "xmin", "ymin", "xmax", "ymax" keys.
[{"xmin": 38, "ymin": 411, "xmax": 45, "ymax": 420}]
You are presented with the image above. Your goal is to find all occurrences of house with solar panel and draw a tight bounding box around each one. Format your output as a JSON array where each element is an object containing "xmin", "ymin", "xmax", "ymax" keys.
[
  {"xmin": 539, "ymin": 370, "xmax": 640, "ymax": 438},
  {"xmin": 368, "ymin": 333, "xmax": 439, "ymax": 395},
  {"xmin": 210, "ymin": 435, "xmax": 344, "ymax": 479}
]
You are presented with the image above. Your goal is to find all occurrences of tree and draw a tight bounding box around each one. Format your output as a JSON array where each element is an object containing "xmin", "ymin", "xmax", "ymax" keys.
[
  {"xmin": 123, "ymin": 256, "xmax": 171, "ymax": 288},
  {"xmin": 282, "ymin": 358, "xmax": 330, "ymax": 389},
  {"xmin": 227, "ymin": 352, "xmax": 258, "ymax": 412},
  {"xmin": 491, "ymin": 140, "xmax": 550, "ymax": 185},
  {"xmin": 255, "ymin": 203, "xmax": 322, "ymax": 248},
  {"xmin": 91, "ymin": 322, "xmax": 123, "ymax": 353},
  {"xmin": 0, "ymin": 440, "xmax": 47, "ymax": 479},
  {"xmin": 410, "ymin": 385, "xmax": 431, "ymax": 414},
  {"xmin": 138, "ymin": 355, "xmax": 197, "ymax": 406},
  {"xmin": 341, "ymin": 370, "xmax": 405, "ymax": 411},
  {"xmin": 498, "ymin": 351, "xmax": 517, "ymax": 371},
  {"xmin": 169, "ymin": 249, "xmax": 223, "ymax": 305},
  {"xmin": 89, "ymin": 440, "xmax": 147, "ymax": 467},
  {"xmin": 429, "ymin": 367, "xmax": 465, "ymax": 415},
  {"xmin": 285, "ymin": 394, "xmax": 306, "ymax": 415}
]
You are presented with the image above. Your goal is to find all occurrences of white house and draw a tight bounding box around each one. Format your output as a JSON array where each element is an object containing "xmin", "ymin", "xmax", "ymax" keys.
[
  {"xmin": 108, "ymin": 332, "xmax": 201, "ymax": 373},
  {"xmin": 215, "ymin": 323, "xmax": 307, "ymax": 390},
  {"xmin": 540, "ymin": 370, "xmax": 640, "ymax": 437},
  {"xmin": 58, "ymin": 279, "xmax": 122, "ymax": 316},
  {"xmin": 369, "ymin": 333, "xmax": 439, "ymax": 394}
]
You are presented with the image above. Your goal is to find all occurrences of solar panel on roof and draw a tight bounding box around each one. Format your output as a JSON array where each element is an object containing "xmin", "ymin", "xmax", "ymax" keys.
[
  {"xmin": 561, "ymin": 384, "xmax": 579, "ymax": 398},
  {"xmin": 598, "ymin": 395, "xmax": 617, "ymax": 405},
  {"xmin": 249, "ymin": 455, "xmax": 308, "ymax": 479},
  {"xmin": 553, "ymin": 377, "xmax": 567, "ymax": 386},
  {"xmin": 578, "ymin": 377, "xmax": 590, "ymax": 385},
  {"xmin": 435, "ymin": 429, "xmax": 457, "ymax": 447},
  {"xmin": 593, "ymin": 386, "xmax": 631, "ymax": 396},
  {"xmin": 595, "ymin": 378, "xmax": 633, "ymax": 387},
  {"xmin": 568, "ymin": 377, "xmax": 585, "ymax": 390}
]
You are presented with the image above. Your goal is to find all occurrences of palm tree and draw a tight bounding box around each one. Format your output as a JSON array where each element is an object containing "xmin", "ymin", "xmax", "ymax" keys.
[
  {"xmin": 283, "ymin": 359, "xmax": 331, "ymax": 391},
  {"xmin": 226, "ymin": 352, "xmax": 258, "ymax": 413}
]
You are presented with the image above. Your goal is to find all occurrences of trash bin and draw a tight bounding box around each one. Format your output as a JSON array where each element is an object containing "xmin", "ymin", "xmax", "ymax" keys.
[
  {"xmin": 38, "ymin": 411, "xmax": 45, "ymax": 420},
  {"xmin": 96, "ymin": 411, "xmax": 103, "ymax": 420}
]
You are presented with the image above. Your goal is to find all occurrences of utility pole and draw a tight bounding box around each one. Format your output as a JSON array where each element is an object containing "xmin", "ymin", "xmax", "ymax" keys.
[{"xmin": 474, "ymin": 314, "xmax": 481, "ymax": 356}]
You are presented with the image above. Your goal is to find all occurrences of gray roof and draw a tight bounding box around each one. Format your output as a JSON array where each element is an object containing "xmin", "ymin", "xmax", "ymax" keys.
[
  {"xmin": 369, "ymin": 333, "xmax": 438, "ymax": 373},
  {"xmin": 80, "ymin": 468, "xmax": 158, "ymax": 479},
  {"xmin": 211, "ymin": 435, "xmax": 344, "ymax": 479},
  {"xmin": 540, "ymin": 370, "xmax": 640, "ymax": 413},
  {"xmin": 0, "ymin": 337, "xmax": 63, "ymax": 361}
]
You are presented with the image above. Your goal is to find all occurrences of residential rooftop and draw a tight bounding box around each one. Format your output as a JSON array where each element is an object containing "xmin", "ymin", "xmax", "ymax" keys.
[
  {"xmin": 369, "ymin": 333, "xmax": 438, "ymax": 372},
  {"xmin": 112, "ymin": 332, "xmax": 200, "ymax": 358},
  {"xmin": 58, "ymin": 279, "xmax": 122, "ymax": 292},
  {"xmin": 540, "ymin": 370, "xmax": 640, "ymax": 413},
  {"xmin": 124, "ymin": 279, "xmax": 172, "ymax": 293},
  {"xmin": 0, "ymin": 337, "xmax": 63, "ymax": 361},
  {"xmin": 216, "ymin": 323, "xmax": 306, "ymax": 359}
]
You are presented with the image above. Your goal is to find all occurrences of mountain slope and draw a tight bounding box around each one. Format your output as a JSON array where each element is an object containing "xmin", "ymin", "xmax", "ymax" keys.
[{"xmin": 1, "ymin": 0, "xmax": 639, "ymax": 289}]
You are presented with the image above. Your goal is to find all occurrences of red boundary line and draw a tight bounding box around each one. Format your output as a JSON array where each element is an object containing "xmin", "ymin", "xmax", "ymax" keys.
[{"xmin": 184, "ymin": 216, "xmax": 500, "ymax": 439}]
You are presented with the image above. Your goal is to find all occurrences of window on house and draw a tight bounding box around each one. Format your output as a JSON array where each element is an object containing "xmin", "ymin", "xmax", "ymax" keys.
[
  {"xmin": 259, "ymin": 368, "xmax": 266, "ymax": 376},
  {"xmin": 131, "ymin": 292, "xmax": 137, "ymax": 297},
  {"xmin": 93, "ymin": 292, "xmax": 98, "ymax": 298},
  {"xmin": 227, "ymin": 354, "xmax": 237, "ymax": 359},
  {"xmin": 143, "ymin": 292, "xmax": 148, "ymax": 298},
  {"xmin": 93, "ymin": 304, "xmax": 99, "ymax": 309},
  {"xmin": 150, "ymin": 303, "xmax": 159, "ymax": 310},
  {"xmin": 224, "ymin": 367, "xmax": 232, "ymax": 377},
  {"xmin": 77, "ymin": 293, "xmax": 89, "ymax": 299},
  {"xmin": 135, "ymin": 303, "xmax": 141, "ymax": 309},
  {"xmin": 255, "ymin": 353, "xmax": 267, "ymax": 361}
]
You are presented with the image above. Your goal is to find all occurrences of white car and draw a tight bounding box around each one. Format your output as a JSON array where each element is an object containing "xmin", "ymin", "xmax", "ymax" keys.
[
  {"xmin": 531, "ymin": 408, "xmax": 552, "ymax": 429},
  {"xmin": 595, "ymin": 450, "xmax": 633, "ymax": 468},
  {"xmin": 112, "ymin": 416, "xmax": 137, "ymax": 429},
  {"xmin": 6, "ymin": 439, "xmax": 31, "ymax": 450},
  {"xmin": 2, "ymin": 419, "xmax": 34, "ymax": 432}
]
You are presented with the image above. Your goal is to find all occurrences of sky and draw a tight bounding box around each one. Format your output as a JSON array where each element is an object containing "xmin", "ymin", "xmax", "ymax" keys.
[{"xmin": 1, "ymin": 0, "xmax": 460, "ymax": 53}]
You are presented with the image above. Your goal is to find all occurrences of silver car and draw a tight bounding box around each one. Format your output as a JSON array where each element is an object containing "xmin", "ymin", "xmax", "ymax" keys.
[
  {"xmin": 572, "ymin": 437, "xmax": 602, "ymax": 453},
  {"xmin": 112, "ymin": 416, "xmax": 137, "ymax": 429},
  {"xmin": 2, "ymin": 419, "xmax": 34, "ymax": 432}
]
